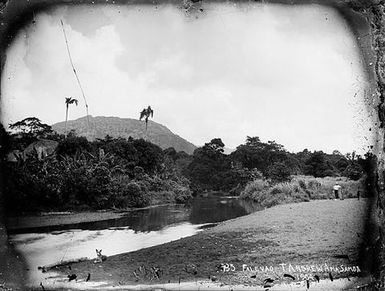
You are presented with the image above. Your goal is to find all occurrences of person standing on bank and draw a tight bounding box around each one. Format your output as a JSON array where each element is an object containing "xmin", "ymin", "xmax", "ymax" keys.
[{"xmin": 333, "ymin": 183, "xmax": 342, "ymax": 200}]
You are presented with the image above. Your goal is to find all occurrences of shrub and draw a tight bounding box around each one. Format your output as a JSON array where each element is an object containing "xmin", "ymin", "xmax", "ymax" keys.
[
  {"xmin": 111, "ymin": 178, "xmax": 150, "ymax": 208},
  {"xmin": 174, "ymin": 185, "xmax": 192, "ymax": 203},
  {"xmin": 266, "ymin": 162, "xmax": 292, "ymax": 182},
  {"xmin": 240, "ymin": 175, "xmax": 364, "ymax": 209},
  {"xmin": 307, "ymin": 179, "xmax": 321, "ymax": 189},
  {"xmin": 344, "ymin": 163, "xmax": 363, "ymax": 181},
  {"xmin": 144, "ymin": 175, "xmax": 192, "ymax": 204},
  {"xmin": 240, "ymin": 179, "xmax": 269, "ymax": 195},
  {"xmin": 323, "ymin": 169, "xmax": 337, "ymax": 177},
  {"xmin": 240, "ymin": 179, "xmax": 270, "ymax": 203},
  {"xmin": 56, "ymin": 136, "xmax": 92, "ymax": 157},
  {"xmin": 298, "ymin": 179, "xmax": 306, "ymax": 190}
]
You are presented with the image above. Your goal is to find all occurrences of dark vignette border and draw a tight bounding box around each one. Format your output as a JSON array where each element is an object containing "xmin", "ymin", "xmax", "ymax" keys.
[{"xmin": 0, "ymin": 0, "xmax": 383, "ymax": 289}]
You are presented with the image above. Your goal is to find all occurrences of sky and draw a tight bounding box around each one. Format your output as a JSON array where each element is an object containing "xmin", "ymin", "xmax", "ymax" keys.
[{"xmin": 1, "ymin": 3, "xmax": 377, "ymax": 154}]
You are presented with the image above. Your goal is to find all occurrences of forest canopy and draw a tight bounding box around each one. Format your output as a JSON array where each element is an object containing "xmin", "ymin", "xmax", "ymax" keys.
[{"xmin": 0, "ymin": 117, "xmax": 371, "ymax": 213}]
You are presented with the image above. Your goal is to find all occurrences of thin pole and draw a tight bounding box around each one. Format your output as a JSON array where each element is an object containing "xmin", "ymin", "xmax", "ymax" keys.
[{"xmin": 60, "ymin": 19, "xmax": 90, "ymax": 128}]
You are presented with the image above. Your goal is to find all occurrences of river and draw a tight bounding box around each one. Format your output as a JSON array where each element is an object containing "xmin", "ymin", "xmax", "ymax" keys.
[{"xmin": 8, "ymin": 194, "xmax": 262, "ymax": 285}]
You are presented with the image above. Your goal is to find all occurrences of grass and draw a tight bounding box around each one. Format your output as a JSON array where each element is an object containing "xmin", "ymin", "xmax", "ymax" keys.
[{"xmin": 240, "ymin": 175, "xmax": 364, "ymax": 208}]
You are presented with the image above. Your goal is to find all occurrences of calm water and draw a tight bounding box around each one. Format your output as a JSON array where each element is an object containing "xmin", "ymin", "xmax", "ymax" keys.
[{"xmin": 9, "ymin": 194, "xmax": 262, "ymax": 284}]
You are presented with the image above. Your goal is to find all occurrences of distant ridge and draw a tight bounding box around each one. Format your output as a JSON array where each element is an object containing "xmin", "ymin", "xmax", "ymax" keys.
[{"xmin": 52, "ymin": 116, "xmax": 197, "ymax": 154}]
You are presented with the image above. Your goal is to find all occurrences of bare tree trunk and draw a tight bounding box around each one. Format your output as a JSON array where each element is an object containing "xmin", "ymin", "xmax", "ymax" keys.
[
  {"xmin": 65, "ymin": 105, "xmax": 69, "ymax": 137},
  {"xmin": 145, "ymin": 120, "xmax": 148, "ymax": 141}
]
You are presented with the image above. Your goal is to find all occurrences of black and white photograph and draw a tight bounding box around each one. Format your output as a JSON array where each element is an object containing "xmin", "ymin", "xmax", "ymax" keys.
[{"xmin": 0, "ymin": 0, "xmax": 384, "ymax": 290}]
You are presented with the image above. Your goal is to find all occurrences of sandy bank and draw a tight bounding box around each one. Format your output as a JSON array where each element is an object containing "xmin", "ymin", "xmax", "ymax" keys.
[
  {"xmin": 38, "ymin": 198, "xmax": 376, "ymax": 290},
  {"xmin": 5, "ymin": 211, "xmax": 126, "ymax": 232}
]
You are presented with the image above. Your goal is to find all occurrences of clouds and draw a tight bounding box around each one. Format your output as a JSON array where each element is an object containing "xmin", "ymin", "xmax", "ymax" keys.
[{"xmin": 1, "ymin": 3, "xmax": 374, "ymax": 154}]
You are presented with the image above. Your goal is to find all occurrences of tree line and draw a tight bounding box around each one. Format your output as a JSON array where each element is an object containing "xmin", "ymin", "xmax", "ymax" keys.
[
  {"xmin": 186, "ymin": 136, "xmax": 369, "ymax": 195},
  {"xmin": 0, "ymin": 117, "xmax": 372, "ymax": 213}
]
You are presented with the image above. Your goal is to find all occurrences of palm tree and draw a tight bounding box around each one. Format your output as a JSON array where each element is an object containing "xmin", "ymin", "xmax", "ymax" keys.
[
  {"xmin": 65, "ymin": 97, "xmax": 78, "ymax": 137},
  {"xmin": 139, "ymin": 105, "xmax": 154, "ymax": 138}
]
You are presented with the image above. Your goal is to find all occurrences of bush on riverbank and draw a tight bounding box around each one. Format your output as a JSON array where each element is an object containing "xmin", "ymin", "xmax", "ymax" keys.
[
  {"xmin": 240, "ymin": 175, "xmax": 364, "ymax": 208},
  {"xmin": 292, "ymin": 175, "xmax": 363, "ymax": 199},
  {"xmin": 3, "ymin": 139, "xmax": 193, "ymax": 213},
  {"xmin": 139, "ymin": 175, "xmax": 192, "ymax": 205}
]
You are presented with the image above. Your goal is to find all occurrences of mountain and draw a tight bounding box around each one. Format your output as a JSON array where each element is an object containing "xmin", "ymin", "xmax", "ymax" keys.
[{"xmin": 52, "ymin": 116, "xmax": 197, "ymax": 154}]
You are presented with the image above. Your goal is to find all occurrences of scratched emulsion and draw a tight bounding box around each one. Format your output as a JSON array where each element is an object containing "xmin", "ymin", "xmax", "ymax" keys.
[{"xmin": 1, "ymin": 3, "xmax": 375, "ymax": 153}]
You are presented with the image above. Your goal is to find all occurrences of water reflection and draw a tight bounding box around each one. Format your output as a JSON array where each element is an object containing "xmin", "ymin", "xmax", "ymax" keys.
[
  {"xmin": 9, "ymin": 195, "xmax": 262, "ymax": 284},
  {"xmin": 9, "ymin": 196, "xmax": 261, "ymax": 235},
  {"xmin": 188, "ymin": 196, "xmax": 262, "ymax": 224},
  {"xmin": 9, "ymin": 205, "xmax": 191, "ymax": 234},
  {"xmin": 12, "ymin": 222, "xmax": 205, "ymax": 285}
]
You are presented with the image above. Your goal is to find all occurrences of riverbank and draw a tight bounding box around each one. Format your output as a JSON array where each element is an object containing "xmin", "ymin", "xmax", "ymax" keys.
[
  {"xmin": 5, "ymin": 211, "xmax": 126, "ymax": 232},
  {"xmin": 5, "ymin": 175, "xmax": 361, "ymax": 233},
  {"xmin": 239, "ymin": 175, "xmax": 363, "ymax": 208},
  {"xmin": 44, "ymin": 198, "xmax": 375, "ymax": 290},
  {"xmin": 5, "ymin": 204, "xmax": 176, "ymax": 233}
]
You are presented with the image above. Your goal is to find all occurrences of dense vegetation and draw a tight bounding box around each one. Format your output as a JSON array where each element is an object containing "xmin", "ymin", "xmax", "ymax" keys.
[
  {"xmin": 0, "ymin": 117, "xmax": 374, "ymax": 214},
  {"xmin": 1, "ymin": 118, "xmax": 192, "ymax": 213},
  {"xmin": 186, "ymin": 136, "xmax": 368, "ymax": 190},
  {"xmin": 240, "ymin": 175, "xmax": 363, "ymax": 208}
]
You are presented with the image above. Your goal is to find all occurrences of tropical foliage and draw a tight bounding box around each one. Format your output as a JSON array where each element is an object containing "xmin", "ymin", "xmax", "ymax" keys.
[
  {"xmin": 240, "ymin": 175, "xmax": 364, "ymax": 208},
  {"xmin": 2, "ymin": 121, "xmax": 192, "ymax": 213},
  {"xmin": 64, "ymin": 97, "xmax": 78, "ymax": 136},
  {"xmin": 1, "ymin": 117, "xmax": 373, "ymax": 213}
]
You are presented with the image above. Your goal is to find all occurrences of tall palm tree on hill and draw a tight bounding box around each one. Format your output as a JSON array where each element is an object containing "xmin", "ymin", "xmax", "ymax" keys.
[
  {"xmin": 65, "ymin": 97, "xmax": 78, "ymax": 137},
  {"xmin": 139, "ymin": 105, "xmax": 154, "ymax": 139}
]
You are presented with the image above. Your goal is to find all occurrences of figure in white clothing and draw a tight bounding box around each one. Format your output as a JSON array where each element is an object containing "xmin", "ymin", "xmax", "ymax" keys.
[{"xmin": 333, "ymin": 183, "xmax": 342, "ymax": 200}]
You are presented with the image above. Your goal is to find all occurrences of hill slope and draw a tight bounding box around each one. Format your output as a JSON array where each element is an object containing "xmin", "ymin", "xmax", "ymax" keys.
[{"xmin": 52, "ymin": 116, "xmax": 197, "ymax": 154}]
